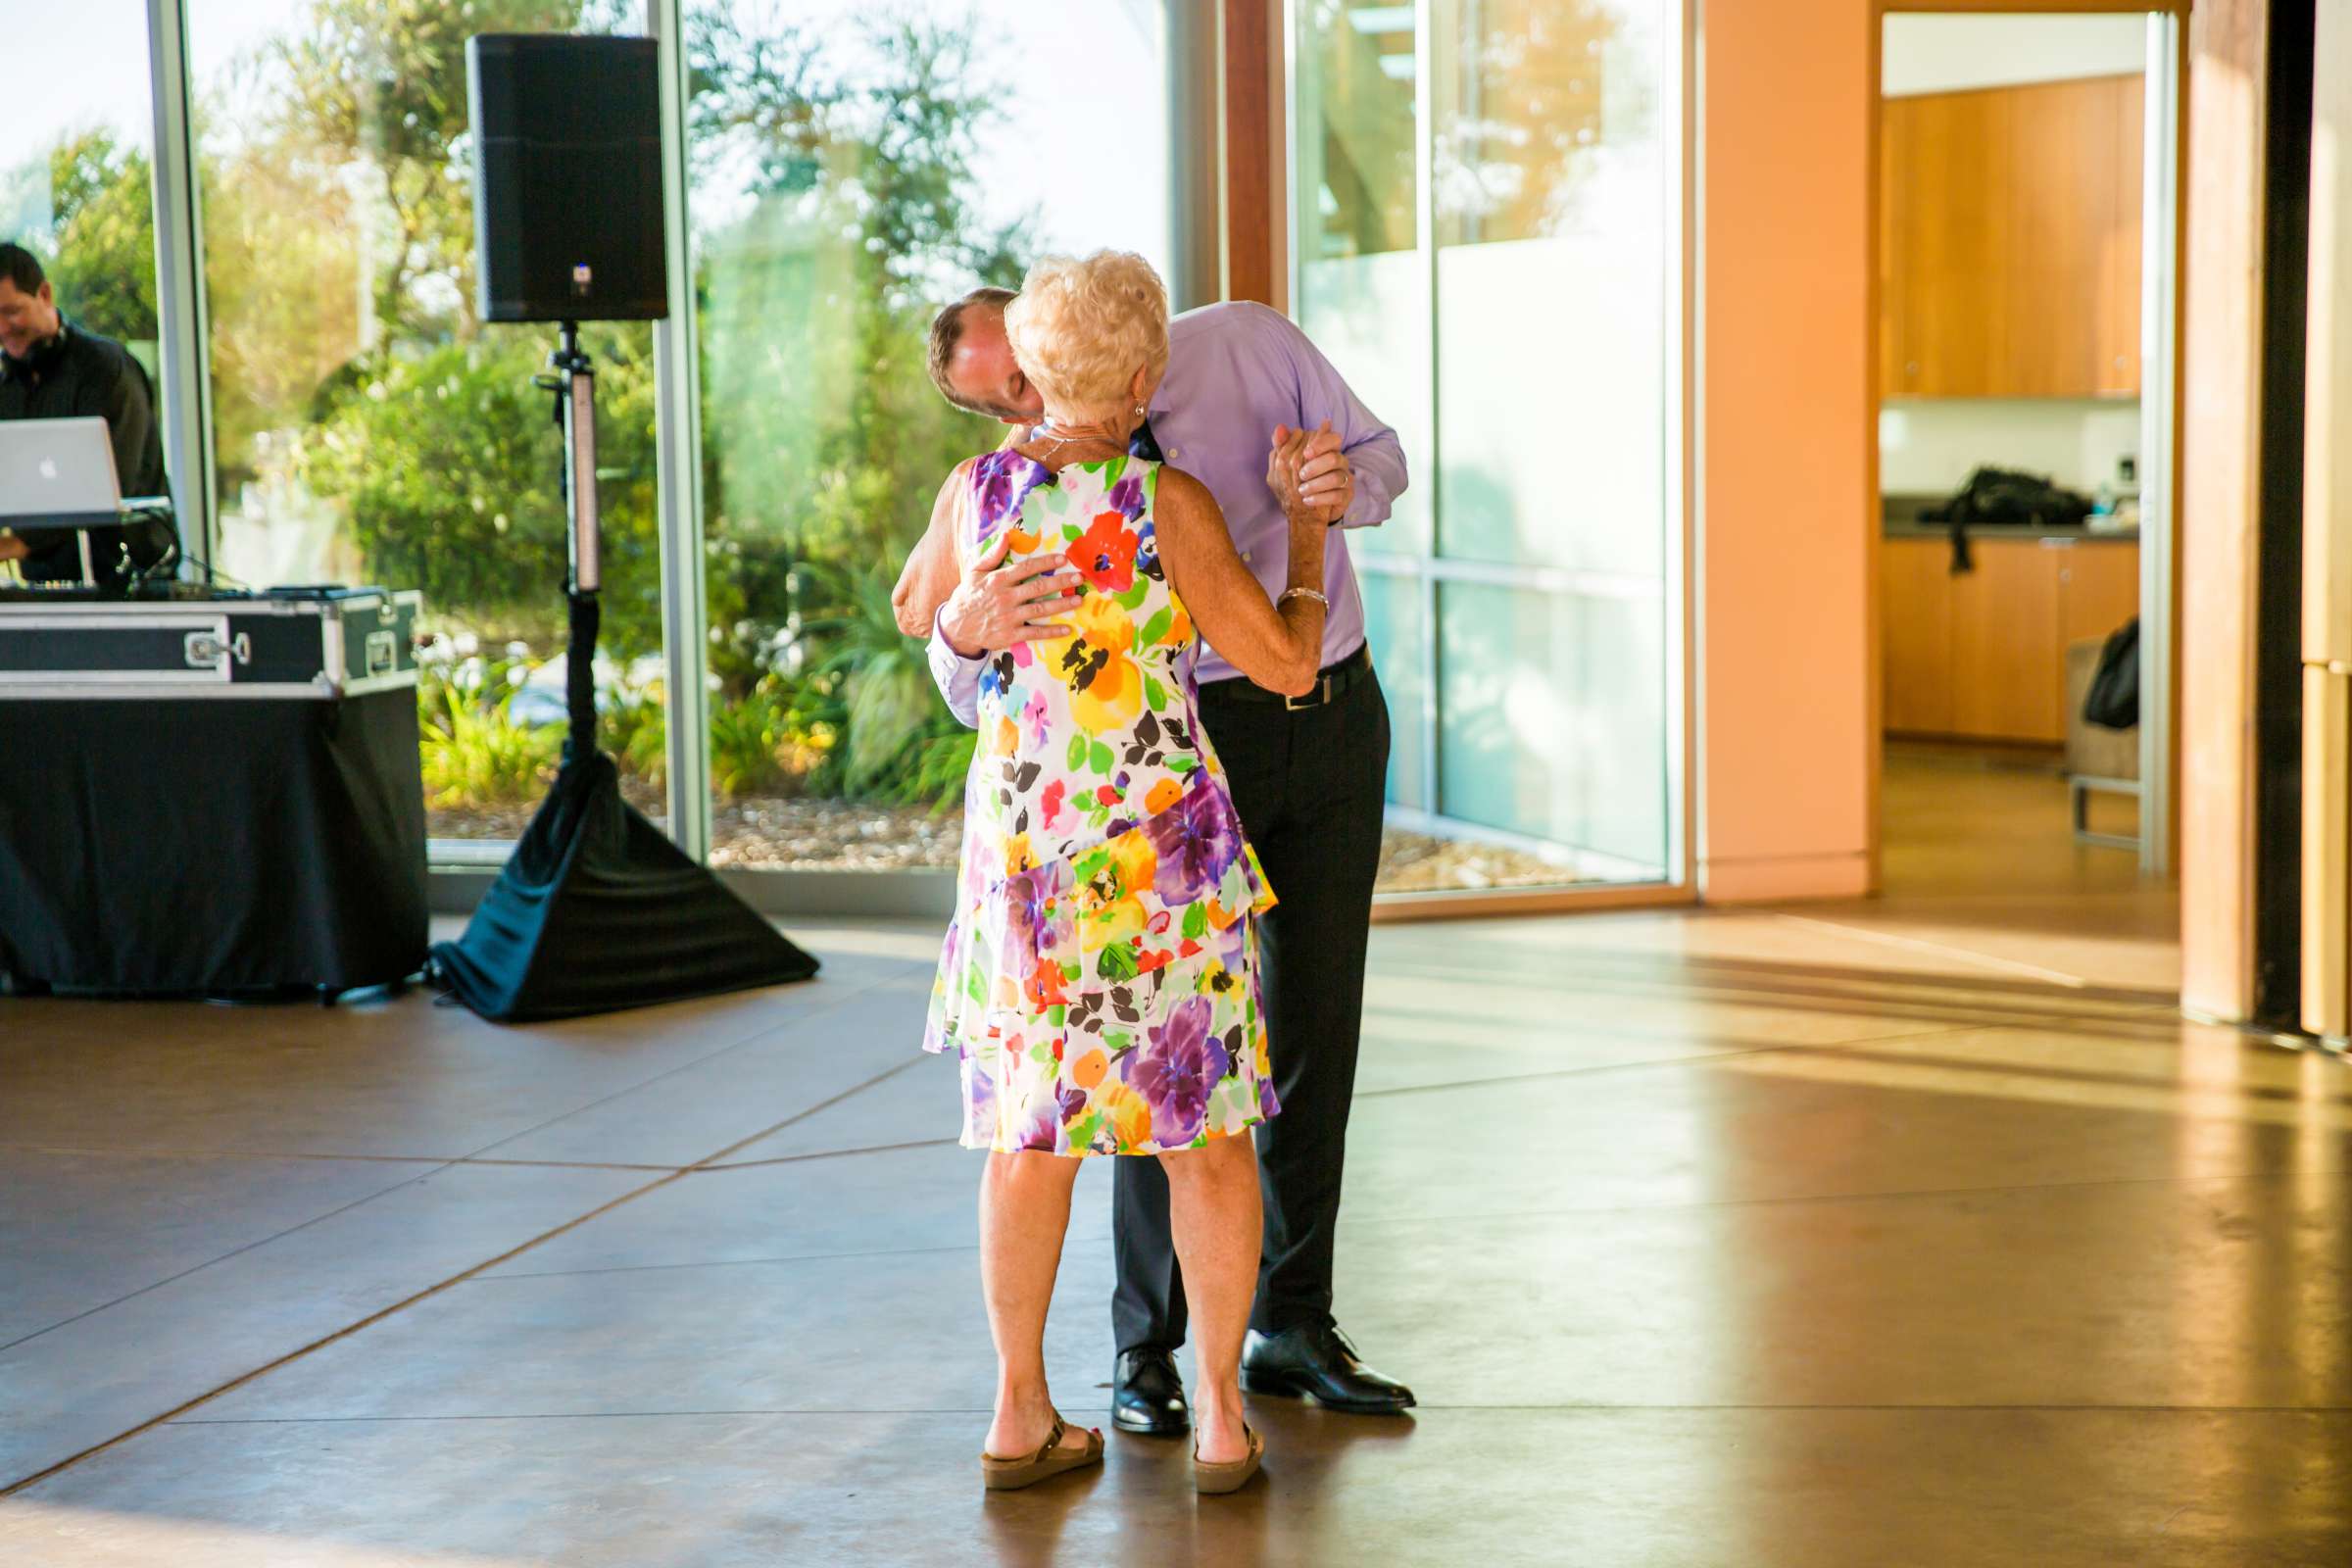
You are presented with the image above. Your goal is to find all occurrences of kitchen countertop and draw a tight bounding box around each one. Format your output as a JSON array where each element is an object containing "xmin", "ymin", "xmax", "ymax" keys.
[
  {"xmin": 1884, "ymin": 520, "xmax": 2140, "ymax": 542},
  {"xmin": 1883, "ymin": 492, "xmax": 2137, "ymax": 542}
]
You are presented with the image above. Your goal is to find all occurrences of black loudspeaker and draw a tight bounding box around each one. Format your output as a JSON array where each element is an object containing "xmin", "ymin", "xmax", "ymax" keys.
[{"xmin": 466, "ymin": 34, "xmax": 667, "ymax": 323}]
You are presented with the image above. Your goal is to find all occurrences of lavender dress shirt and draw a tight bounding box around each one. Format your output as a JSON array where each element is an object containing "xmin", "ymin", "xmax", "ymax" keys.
[{"xmin": 926, "ymin": 300, "xmax": 1407, "ymax": 724}]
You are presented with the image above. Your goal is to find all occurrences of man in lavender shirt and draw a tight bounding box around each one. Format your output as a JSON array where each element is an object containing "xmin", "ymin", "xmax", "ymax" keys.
[{"xmin": 896, "ymin": 287, "xmax": 1416, "ymax": 1431}]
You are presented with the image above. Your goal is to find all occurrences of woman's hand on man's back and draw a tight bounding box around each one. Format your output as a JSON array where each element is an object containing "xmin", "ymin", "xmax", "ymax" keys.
[{"xmin": 940, "ymin": 533, "xmax": 1082, "ymax": 659}]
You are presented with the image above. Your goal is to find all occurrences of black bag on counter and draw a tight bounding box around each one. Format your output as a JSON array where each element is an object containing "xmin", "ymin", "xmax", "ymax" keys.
[
  {"xmin": 1924, "ymin": 466, "xmax": 2097, "ymax": 531},
  {"xmin": 2083, "ymin": 616, "xmax": 2139, "ymax": 730},
  {"xmin": 1924, "ymin": 466, "xmax": 2097, "ymax": 572}
]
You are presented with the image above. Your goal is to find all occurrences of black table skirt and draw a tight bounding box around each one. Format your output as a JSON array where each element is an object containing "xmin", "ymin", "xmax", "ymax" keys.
[{"xmin": 1, "ymin": 690, "xmax": 428, "ymax": 994}]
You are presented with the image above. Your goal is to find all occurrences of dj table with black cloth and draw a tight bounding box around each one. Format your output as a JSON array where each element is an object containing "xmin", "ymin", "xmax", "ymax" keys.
[{"xmin": 0, "ymin": 690, "xmax": 427, "ymax": 995}]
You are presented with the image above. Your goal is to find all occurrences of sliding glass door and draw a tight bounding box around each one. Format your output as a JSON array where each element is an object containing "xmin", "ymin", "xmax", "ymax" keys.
[{"xmin": 1293, "ymin": 0, "xmax": 1684, "ymax": 896}]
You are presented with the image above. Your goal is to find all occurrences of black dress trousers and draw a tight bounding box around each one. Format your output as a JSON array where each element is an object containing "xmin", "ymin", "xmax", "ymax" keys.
[{"xmin": 1110, "ymin": 662, "xmax": 1391, "ymax": 1349}]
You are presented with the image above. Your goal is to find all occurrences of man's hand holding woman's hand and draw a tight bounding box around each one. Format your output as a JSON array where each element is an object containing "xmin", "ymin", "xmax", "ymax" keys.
[
  {"xmin": 1266, "ymin": 419, "xmax": 1351, "ymax": 524},
  {"xmin": 939, "ymin": 533, "xmax": 1082, "ymax": 659}
]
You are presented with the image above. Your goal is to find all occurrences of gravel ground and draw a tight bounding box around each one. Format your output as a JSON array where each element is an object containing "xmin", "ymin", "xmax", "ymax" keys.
[{"xmin": 429, "ymin": 794, "xmax": 1583, "ymax": 892}]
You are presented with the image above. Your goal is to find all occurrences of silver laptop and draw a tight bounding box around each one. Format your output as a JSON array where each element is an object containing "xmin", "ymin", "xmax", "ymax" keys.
[{"xmin": 0, "ymin": 416, "xmax": 122, "ymax": 526}]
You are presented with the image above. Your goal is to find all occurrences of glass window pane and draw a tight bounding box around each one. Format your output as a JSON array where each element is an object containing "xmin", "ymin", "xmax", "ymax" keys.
[
  {"xmin": 6, "ymin": 6, "xmax": 159, "ymax": 354},
  {"xmin": 187, "ymin": 1, "xmax": 665, "ymax": 845},
  {"xmin": 1436, "ymin": 0, "xmax": 1665, "ymax": 574},
  {"xmin": 1293, "ymin": 0, "xmax": 1430, "ymax": 559},
  {"xmin": 1293, "ymin": 1, "xmax": 1679, "ymax": 894},
  {"xmin": 4, "ymin": 0, "xmax": 165, "ymax": 567},
  {"xmin": 685, "ymin": 4, "xmax": 1172, "ymax": 872},
  {"xmin": 1358, "ymin": 566, "xmax": 1428, "ymax": 812},
  {"xmin": 1438, "ymin": 580, "xmax": 1667, "ymax": 878}
]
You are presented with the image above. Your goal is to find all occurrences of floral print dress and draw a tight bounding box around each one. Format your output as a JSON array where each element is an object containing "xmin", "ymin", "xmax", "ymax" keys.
[{"xmin": 923, "ymin": 449, "xmax": 1280, "ymax": 1156}]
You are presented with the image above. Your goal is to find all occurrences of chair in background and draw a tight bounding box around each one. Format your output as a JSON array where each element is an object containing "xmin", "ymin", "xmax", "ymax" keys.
[{"xmin": 2065, "ymin": 637, "xmax": 2140, "ymax": 851}]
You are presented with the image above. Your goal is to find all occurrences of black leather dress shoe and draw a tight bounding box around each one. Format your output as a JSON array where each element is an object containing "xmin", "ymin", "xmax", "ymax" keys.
[
  {"xmin": 1111, "ymin": 1348, "xmax": 1191, "ymax": 1436},
  {"xmin": 1241, "ymin": 1323, "xmax": 1416, "ymax": 1414}
]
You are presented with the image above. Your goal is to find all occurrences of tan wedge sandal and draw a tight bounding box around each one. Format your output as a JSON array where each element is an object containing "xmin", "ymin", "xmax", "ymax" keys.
[
  {"xmin": 1193, "ymin": 1423, "xmax": 1264, "ymax": 1494},
  {"xmin": 980, "ymin": 1414, "xmax": 1104, "ymax": 1492}
]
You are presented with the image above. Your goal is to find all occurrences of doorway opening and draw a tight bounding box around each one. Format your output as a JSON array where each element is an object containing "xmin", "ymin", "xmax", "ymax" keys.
[{"xmin": 1872, "ymin": 9, "xmax": 2180, "ymax": 914}]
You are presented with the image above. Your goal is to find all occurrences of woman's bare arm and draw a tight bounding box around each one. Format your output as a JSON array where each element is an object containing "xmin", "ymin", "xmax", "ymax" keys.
[{"xmin": 1152, "ymin": 442, "xmax": 1327, "ymax": 697}]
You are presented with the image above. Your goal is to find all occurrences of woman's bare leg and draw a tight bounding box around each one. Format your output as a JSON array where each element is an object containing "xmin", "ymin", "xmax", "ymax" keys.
[
  {"xmin": 979, "ymin": 1150, "xmax": 1091, "ymax": 1458},
  {"xmin": 1159, "ymin": 1134, "xmax": 1264, "ymax": 1465}
]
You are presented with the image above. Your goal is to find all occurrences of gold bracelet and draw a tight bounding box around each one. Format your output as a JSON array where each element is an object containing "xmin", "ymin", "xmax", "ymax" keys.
[{"xmin": 1278, "ymin": 588, "xmax": 1329, "ymax": 610}]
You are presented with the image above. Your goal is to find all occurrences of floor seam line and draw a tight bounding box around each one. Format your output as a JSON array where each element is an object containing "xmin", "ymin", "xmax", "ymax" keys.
[
  {"xmin": 0, "ymin": 976, "xmax": 936, "ymax": 1497},
  {"xmin": 1765, "ymin": 910, "xmax": 2102, "ymax": 988},
  {"xmin": 1352, "ymin": 1020, "xmax": 2035, "ymax": 1100},
  {"xmin": 0, "ymin": 1146, "xmax": 683, "ymax": 1172},
  {"xmin": 155, "ymin": 1401, "xmax": 2352, "ymax": 1426},
  {"xmin": 1334, "ymin": 1165, "xmax": 2347, "ymax": 1230},
  {"xmin": 451, "ymin": 975, "xmax": 900, "ymax": 1165},
  {"xmin": 0, "ymin": 1156, "xmax": 478, "ymax": 1360},
  {"xmin": 476, "ymin": 1241, "xmax": 983, "ymax": 1283}
]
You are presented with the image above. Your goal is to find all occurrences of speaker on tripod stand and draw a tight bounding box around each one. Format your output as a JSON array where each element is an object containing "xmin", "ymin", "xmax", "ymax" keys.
[{"xmin": 427, "ymin": 33, "xmax": 817, "ymax": 1022}]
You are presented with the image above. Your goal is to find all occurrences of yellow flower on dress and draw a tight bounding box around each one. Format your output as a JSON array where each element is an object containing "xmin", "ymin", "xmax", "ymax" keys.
[
  {"xmin": 1098, "ymin": 1081, "xmax": 1152, "ymax": 1148},
  {"xmin": 1059, "ymin": 594, "xmax": 1143, "ymax": 734},
  {"xmin": 1162, "ymin": 600, "xmax": 1193, "ymax": 647},
  {"xmin": 1076, "ymin": 830, "xmax": 1156, "ymax": 947},
  {"xmin": 1196, "ymin": 961, "xmax": 1240, "ymax": 999},
  {"xmin": 1003, "ymin": 833, "xmax": 1036, "ymax": 876}
]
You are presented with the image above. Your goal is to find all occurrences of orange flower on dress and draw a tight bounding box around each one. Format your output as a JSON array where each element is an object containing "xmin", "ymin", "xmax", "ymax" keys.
[
  {"xmin": 1024, "ymin": 958, "xmax": 1068, "ymax": 1010},
  {"xmin": 1145, "ymin": 777, "xmax": 1184, "ymax": 814}
]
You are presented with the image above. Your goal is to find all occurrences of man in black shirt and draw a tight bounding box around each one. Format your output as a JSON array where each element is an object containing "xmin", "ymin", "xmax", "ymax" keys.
[{"xmin": 0, "ymin": 242, "xmax": 174, "ymax": 586}]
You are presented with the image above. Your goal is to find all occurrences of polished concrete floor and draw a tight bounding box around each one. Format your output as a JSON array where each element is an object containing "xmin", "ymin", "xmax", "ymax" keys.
[{"xmin": 4, "ymin": 852, "xmax": 2348, "ymax": 1562}]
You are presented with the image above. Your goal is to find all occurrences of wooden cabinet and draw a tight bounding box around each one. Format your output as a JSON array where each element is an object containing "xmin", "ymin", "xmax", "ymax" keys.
[
  {"xmin": 1881, "ymin": 535, "xmax": 2139, "ymax": 743},
  {"xmin": 1951, "ymin": 539, "xmax": 2063, "ymax": 739},
  {"xmin": 1881, "ymin": 74, "xmax": 2143, "ymax": 400},
  {"xmin": 1881, "ymin": 536, "xmax": 1956, "ymax": 732}
]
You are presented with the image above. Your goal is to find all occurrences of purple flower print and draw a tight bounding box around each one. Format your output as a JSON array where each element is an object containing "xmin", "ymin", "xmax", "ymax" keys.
[
  {"xmin": 1130, "ymin": 996, "xmax": 1231, "ymax": 1145},
  {"xmin": 1106, "ymin": 472, "xmax": 1146, "ymax": 520},
  {"xmin": 1004, "ymin": 862, "xmax": 1072, "ymax": 970},
  {"xmin": 1149, "ymin": 786, "xmax": 1243, "ymax": 905},
  {"xmin": 1014, "ymin": 1093, "xmax": 1061, "ymax": 1152},
  {"xmin": 1021, "ymin": 689, "xmax": 1052, "ymax": 750},
  {"xmin": 975, "ymin": 452, "xmax": 1054, "ymax": 537}
]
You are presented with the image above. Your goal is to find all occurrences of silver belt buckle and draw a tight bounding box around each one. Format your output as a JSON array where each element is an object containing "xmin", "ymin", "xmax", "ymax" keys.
[{"xmin": 1285, "ymin": 673, "xmax": 1331, "ymax": 712}]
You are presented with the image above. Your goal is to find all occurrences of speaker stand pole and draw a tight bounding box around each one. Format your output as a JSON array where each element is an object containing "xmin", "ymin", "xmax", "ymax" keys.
[{"xmin": 550, "ymin": 319, "xmax": 600, "ymax": 757}]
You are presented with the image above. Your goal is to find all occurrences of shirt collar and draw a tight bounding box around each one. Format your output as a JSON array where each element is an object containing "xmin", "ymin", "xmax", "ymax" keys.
[{"xmin": 0, "ymin": 320, "xmax": 70, "ymax": 381}]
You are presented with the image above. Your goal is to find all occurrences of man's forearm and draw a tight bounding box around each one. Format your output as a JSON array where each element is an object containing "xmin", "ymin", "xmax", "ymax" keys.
[
  {"xmin": 927, "ymin": 612, "xmax": 984, "ymax": 730},
  {"xmin": 1338, "ymin": 444, "xmax": 1404, "ymax": 531}
]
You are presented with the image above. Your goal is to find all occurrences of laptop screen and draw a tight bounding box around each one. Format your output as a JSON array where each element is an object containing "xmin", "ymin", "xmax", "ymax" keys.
[{"xmin": 0, "ymin": 416, "xmax": 123, "ymax": 529}]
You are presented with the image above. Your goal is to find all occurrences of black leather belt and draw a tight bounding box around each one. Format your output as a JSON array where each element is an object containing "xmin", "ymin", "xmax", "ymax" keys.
[{"xmin": 1199, "ymin": 642, "xmax": 1372, "ymax": 711}]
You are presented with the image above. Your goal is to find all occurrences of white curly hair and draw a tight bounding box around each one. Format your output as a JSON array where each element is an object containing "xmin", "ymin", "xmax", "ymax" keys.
[{"xmin": 1002, "ymin": 250, "xmax": 1170, "ymax": 423}]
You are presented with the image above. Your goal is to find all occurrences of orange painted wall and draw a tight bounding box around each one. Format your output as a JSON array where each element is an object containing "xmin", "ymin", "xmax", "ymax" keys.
[{"xmin": 1697, "ymin": 0, "xmax": 1877, "ymax": 902}]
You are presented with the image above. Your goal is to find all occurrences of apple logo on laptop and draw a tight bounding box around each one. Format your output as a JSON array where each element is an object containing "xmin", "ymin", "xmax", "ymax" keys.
[{"xmin": 37, "ymin": 459, "xmax": 58, "ymax": 481}]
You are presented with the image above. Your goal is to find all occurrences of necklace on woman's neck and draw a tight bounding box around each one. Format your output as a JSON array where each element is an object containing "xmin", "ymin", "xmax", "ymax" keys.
[{"xmin": 1032, "ymin": 415, "xmax": 1125, "ymax": 455}]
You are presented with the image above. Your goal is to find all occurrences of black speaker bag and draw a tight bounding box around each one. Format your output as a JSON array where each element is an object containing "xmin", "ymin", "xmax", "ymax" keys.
[
  {"xmin": 468, "ymin": 33, "xmax": 667, "ymax": 322},
  {"xmin": 429, "ymin": 748, "xmax": 819, "ymax": 1022}
]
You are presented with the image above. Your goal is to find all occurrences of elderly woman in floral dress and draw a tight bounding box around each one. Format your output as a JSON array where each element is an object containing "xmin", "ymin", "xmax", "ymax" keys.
[{"xmin": 916, "ymin": 251, "xmax": 1329, "ymax": 1494}]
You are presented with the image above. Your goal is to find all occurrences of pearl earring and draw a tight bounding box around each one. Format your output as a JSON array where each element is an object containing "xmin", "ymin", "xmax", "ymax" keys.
[{"xmin": 1134, "ymin": 403, "xmax": 1146, "ymax": 418}]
